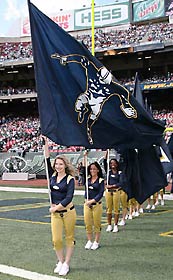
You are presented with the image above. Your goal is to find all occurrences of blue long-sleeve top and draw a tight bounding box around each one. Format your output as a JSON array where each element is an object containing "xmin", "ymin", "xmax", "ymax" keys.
[
  {"xmin": 47, "ymin": 158, "xmax": 75, "ymax": 207},
  {"xmin": 104, "ymin": 158, "xmax": 123, "ymax": 188},
  {"xmin": 84, "ymin": 177, "xmax": 104, "ymax": 202},
  {"xmin": 107, "ymin": 170, "xmax": 122, "ymax": 187}
]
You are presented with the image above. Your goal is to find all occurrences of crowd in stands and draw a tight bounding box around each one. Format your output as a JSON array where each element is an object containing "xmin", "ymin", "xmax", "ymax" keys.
[
  {"xmin": 0, "ymin": 22, "xmax": 173, "ymax": 62},
  {"xmin": 0, "ymin": 88, "xmax": 36, "ymax": 96},
  {"xmin": 0, "ymin": 116, "xmax": 83, "ymax": 154},
  {"xmin": 0, "ymin": 110, "xmax": 173, "ymax": 154},
  {"xmin": 120, "ymin": 72, "xmax": 173, "ymax": 86},
  {"xmin": 1, "ymin": 72, "xmax": 173, "ymax": 97},
  {"xmin": 153, "ymin": 109, "xmax": 173, "ymax": 127},
  {"xmin": 0, "ymin": 116, "xmax": 41, "ymax": 154},
  {"xmin": 0, "ymin": 42, "xmax": 32, "ymax": 61},
  {"xmin": 142, "ymin": 73, "xmax": 173, "ymax": 83},
  {"xmin": 77, "ymin": 22, "xmax": 173, "ymax": 50},
  {"xmin": 0, "ymin": 21, "xmax": 173, "ymax": 152}
]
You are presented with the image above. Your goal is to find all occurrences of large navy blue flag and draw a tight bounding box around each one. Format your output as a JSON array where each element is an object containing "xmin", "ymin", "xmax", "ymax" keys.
[
  {"xmin": 121, "ymin": 147, "xmax": 167, "ymax": 204},
  {"xmin": 28, "ymin": 1, "xmax": 165, "ymax": 151}
]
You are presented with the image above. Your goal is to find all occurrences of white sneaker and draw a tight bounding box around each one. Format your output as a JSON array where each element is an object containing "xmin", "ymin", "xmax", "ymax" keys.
[
  {"xmin": 139, "ymin": 208, "xmax": 143, "ymax": 213},
  {"xmin": 155, "ymin": 200, "xmax": 159, "ymax": 206},
  {"xmin": 118, "ymin": 219, "xmax": 126, "ymax": 226},
  {"xmin": 125, "ymin": 214, "xmax": 129, "ymax": 220},
  {"xmin": 54, "ymin": 261, "xmax": 63, "ymax": 274},
  {"xmin": 132, "ymin": 211, "xmax": 136, "ymax": 217},
  {"xmin": 59, "ymin": 262, "xmax": 69, "ymax": 276},
  {"xmin": 128, "ymin": 214, "xmax": 133, "ymax": 220},
  {"xmin": 161, "ymin": 200, "xmax": 164, "ymax": 206},
  {"xmin": 151, "ymin": 205, "xmax": 155, "ymax": 210},
  {"xmin": 91, "ymin": 241, "xmax": 100, "ymax": 250},
  {"xmin": 135, "ymin": 211, "xmax": 140, "ymax": 217},
  {"xmin": 85, "ymin": 240, "xmax": 93, "ymax": 250},
  {"xmin": 112, "ymin": 224, "xmax": 119, "ymax": 232},
  {"xmin": 106, "ymin": 225, "xmax": 112, "ymax": 232},
  {"xmin": 146, "ymin": 204, "xmax": 151, "ymax": 209}
]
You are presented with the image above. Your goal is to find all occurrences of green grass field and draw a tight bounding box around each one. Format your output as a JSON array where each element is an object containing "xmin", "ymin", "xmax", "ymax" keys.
[{"xmin": 0, "ymin": 189, "xmax": 172, "ymax": 280}]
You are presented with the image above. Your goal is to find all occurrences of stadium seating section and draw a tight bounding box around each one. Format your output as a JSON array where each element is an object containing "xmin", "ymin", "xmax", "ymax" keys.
[{"xmin": 1, "ymin": 19, "xmax": 173, "ymax": 178}]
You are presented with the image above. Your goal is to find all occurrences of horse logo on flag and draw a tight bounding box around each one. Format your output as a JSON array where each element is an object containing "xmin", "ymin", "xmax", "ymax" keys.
[{"xmin": 51, "ymin": 53, "xmax": 137, "ymax": 144}]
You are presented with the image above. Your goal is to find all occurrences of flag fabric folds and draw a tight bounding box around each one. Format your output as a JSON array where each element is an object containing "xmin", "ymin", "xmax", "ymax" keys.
[
  {"xmin": 118, "ymin": 72, "xmax": 167, "ymax": 203},
  {"xmin": 167, "ymin": 133, "xmax": 173, "ymax": 157},
  {"xmin": 133, "ymin": 73, "xmax": 173, "ymax": 175},
  {"xmin": 28, "ymin": 1, "xmax": 165, "ymax": 151},
  {"xmin": 121, "ymin": 147, "xmax": 167, "ymax": 204},
  {"xmin": 157, "ymin": 139, "xmax": 173, "ymax": 175}
]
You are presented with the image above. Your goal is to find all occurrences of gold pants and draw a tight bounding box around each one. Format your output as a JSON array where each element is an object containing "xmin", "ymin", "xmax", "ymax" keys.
[
  {"xmin": 120, "ymin": 190, "xmax": 128, "ymax": 209},
  {"xmin": 51, "ymin": 205, "xmax": 76, "ymax": 250},
  {"xmin": 105, "ymin": 190, "xmax": 121, "ymax": 215},
  {"xmin": 84, "ymin": 203, "xmax": 102, "ymax": 234}
]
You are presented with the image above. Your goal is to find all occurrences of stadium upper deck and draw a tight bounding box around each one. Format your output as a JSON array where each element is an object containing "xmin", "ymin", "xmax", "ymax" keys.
[
  {"xmin": 1, "ymin": 0, "xmax": 173, "ymax": 112},
  {"xmin": 0, "ymin": 1, "xmax": 173, "ymax": 165}
]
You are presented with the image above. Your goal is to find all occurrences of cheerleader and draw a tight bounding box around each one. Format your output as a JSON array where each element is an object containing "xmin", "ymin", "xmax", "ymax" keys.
[
  {"xmin": 43, "ymin": 136, "xmax": 76, "ymax": 276},
  {"xmin": 83, "ymin": 151, "xmax": 104, "ymax": 250},
  {"xmin": 104, "ymin": 150, "xmax": 126, "ymax": 232}
]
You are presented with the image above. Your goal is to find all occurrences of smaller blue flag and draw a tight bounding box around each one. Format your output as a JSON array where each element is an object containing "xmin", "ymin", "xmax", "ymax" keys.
[
  {"xmin": 157, "ymin": 139, "xmax": 173, "ymax": 175},
  {"xmin": 133, "ymin": 73, "xmax": 144, "ymax": 108},
  {"xmin": 124, "ymin": 73, "xmax": 168, "ymax": 202},
  {"xmin": 121, "ymin": 147, "xmax": 167, "ymax": 204}
]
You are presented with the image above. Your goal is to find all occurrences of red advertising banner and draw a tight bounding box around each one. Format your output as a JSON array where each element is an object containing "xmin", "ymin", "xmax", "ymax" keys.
[{"xmin": 21, "ymin": 10, "xmax": 74, "ymax": 36}]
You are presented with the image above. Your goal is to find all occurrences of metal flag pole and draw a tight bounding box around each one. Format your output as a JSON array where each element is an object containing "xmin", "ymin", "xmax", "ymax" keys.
[
  {"xmin": 106, "ymin": 149, "xmax": 110, "ymax": 185},
  {"xmin": 84, "ymin": 150, "xmax": 89, "ymax": 201},
  {"xmin": 42, "ymin": 138, "xmax": 52, "ymax": 205}
]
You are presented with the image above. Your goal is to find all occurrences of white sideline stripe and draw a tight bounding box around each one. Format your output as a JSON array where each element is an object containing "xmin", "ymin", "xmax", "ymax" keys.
[
  {"xmin": 0, "ymin": 264, "xmax": 68, "ymax": 280},
  {"xmin": 0, "ymin": 186, "xmax": 84, "ymax": 195},
  {"xmin": 75, "ymin": 190, "xmax": 84, "ymax": 195},
  {"xmin": 0, "ymin": 186, "xmax": 172, "ymax": 200},
  {"xmin": 0, "ymin": 186, "xmax": 48, "ymax": 193}
]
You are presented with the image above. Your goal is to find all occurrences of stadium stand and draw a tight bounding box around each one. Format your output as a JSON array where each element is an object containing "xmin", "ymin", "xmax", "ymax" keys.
[
  {"xmin": 0, "ymin": 41, "xmax": 32, "ymax": 61},
  {"xmin": 1, "ymin": 2, "xmax": 173, "ymax": 179},
  {"xmin": 0, "ymin": 22, "xmax": 173, "ymax": 62}
]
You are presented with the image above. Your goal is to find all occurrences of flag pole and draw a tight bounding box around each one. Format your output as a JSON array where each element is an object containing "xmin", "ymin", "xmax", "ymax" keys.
[
  {"xmin": 84, "ymin": 150, "xmax": 89, "ymax": 200},
  {"xmin": 106, "ymin": 149, "xmax": 110, "ymax": 185},
  {"xmin": 42, "ymin": 138, "xmax": 52, "ymax": 205},
  {"xmin": 91, "ymin": 0, "xmax": 95, "ymax": 56}
]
